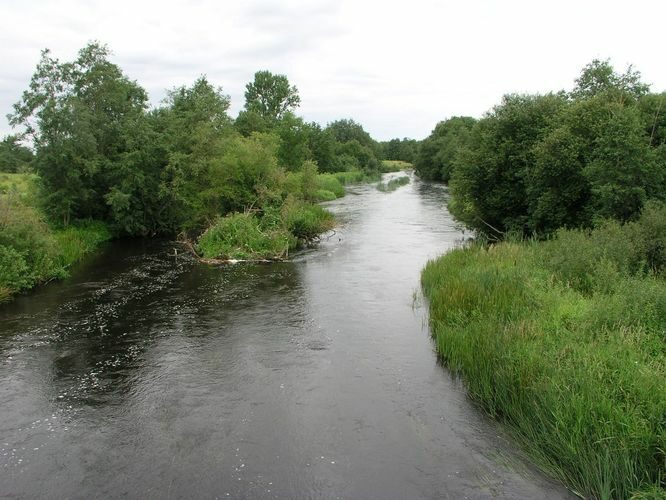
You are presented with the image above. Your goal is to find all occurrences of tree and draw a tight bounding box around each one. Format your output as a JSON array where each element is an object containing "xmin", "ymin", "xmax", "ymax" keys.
[
  {"xmin": 414, "ymin": 117, "xmax": 475, "ymax": 182},
  {"xmin": 448, "ymin": 93, "xmax": 567, "ymax": 235},
  {"xmin": 325, "ymin": 119, "xmax": 382, "ymax": 172},
  {"xmin": 571, "ymin": 59, "xmax": 649, "ymax": 100},
  {"xmin": 8, "ymin": 42, "xmax": 148, "ymax": 226},
  {"xmin": 244, "ymin": 70, "xmax": 300, "ymax": 122}
]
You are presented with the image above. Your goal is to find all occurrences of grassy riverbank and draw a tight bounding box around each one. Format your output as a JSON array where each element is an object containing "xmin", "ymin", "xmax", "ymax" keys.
[
  {"xmin": 0, "ymin": 190, "xmax": 111, "ymax": 303},
  {"xmin": 422, "ymin": 204, "xmax": 666, "ymax": 499}
]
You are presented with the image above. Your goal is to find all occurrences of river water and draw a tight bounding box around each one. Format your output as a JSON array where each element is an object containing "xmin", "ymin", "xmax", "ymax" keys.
[{"xmin": 0, "ymin": 173, "xmax": 572, "ymax": 499}]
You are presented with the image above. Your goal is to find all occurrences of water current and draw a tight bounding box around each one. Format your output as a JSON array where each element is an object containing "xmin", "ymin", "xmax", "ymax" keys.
[{"xmin": 0, "ymin": 173, "xmax": 573, "ymax": 499}]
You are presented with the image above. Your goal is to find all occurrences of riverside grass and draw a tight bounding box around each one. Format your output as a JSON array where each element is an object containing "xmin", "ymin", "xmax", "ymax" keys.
[
  {"xmin": 0, "ymin": 195, "xmax": 111, "ymax": 302},
  {"xmin": 422, "ymin": 228, "xmax": 666, "ymax": 499}
]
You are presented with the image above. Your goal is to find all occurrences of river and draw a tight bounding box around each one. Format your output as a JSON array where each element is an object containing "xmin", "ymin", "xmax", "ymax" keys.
[{"xmin": 0, "ymin": 173, "xmax": 572, "ymax": 499}]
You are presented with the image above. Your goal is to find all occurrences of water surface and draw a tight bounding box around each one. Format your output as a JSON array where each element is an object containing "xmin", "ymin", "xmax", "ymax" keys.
[{"xmin": 0, "ymin": 173, "xmax": 572, "ymax": 499}]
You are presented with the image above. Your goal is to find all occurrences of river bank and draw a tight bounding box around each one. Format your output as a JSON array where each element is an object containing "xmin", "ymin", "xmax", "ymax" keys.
[{"xmin": 421, "ymin": 205, "xmax": 666, "ymax": 499}]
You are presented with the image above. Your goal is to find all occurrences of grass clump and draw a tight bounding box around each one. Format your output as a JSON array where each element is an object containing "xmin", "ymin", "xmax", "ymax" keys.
[
  {"xmin": 196, "ymin": 212, "xmax": 295, "ymax": 260},
  {"xmin": 316, "ymin": 173, "xmax": 345, "ymax": 199},
  {"xmin": 377, "ymin": 175, "xmax": 410, "ymax": 192},
  {"xmin": 422, "ymin": 206, "xmax": 666, "ymax": 499},
  {"xmin": 332, "ymin": 169, "xmax": 384, "ymax": 185},
  {"xmin": 53, "ymin": 221, "xmax": 112, "ymax": 268},
  {"xmin": 281, "ymin": 198, "xmax": 335, "ymax": 240},
  {"xmin": 0, "ymin": 172, "xmax": 37, "ymax": 198}
]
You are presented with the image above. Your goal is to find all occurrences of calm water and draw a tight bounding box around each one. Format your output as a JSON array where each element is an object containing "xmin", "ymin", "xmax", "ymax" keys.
[{"xmin": 0, "ymin": 173, "xmax": 572, "ymax": 499}]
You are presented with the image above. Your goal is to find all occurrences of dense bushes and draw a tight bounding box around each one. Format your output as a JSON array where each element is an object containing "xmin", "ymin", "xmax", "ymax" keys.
[
  {"xmin": 422, "ymin": 205, "xmax": 666, "ymax": 499},
  {"xmin": 418, "ymin": 60, "xmax": 666, "ymax": 238}
]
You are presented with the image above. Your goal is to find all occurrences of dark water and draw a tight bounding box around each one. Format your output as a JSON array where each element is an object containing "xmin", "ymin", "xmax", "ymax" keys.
[{"xmin": 0, "ymin": 173, "xmax": 572, "ymax": 499}]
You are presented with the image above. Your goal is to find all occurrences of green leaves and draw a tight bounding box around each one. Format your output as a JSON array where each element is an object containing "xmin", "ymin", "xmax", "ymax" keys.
[
  {"xmin": 436, "ymin": 59, "xmax": 665, "ymax": 238},
  {"xmin": 244, "ymin": 70, "xmax": 300, "ymax": 122}
]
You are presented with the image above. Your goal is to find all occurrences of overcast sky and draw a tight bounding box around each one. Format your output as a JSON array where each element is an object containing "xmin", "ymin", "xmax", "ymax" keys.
[{"xmin": 1, "ymin": 0, "xmax": 665, "ymax": 141}]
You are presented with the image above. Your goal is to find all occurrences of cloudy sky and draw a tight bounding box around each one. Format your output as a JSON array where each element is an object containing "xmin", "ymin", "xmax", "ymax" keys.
[{"xmin": 1, "ymin": 0, "xmax": 665, "ymax": 141}]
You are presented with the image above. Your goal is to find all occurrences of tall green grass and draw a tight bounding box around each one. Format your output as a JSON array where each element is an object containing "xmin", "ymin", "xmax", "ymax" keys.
[
  {"xmin": 0, "ymin": 195, "xmax": 110, "ymax": 302},
  {"xmin": 422, "ymin": 208, "xmax": 666, "ymax": 499},
  {"xmin": 333, "ymin": 169, "xmax": 382, "ymax": 185}
]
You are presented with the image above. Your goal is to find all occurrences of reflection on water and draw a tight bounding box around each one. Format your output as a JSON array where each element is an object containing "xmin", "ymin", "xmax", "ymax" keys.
[{"xmin": 0, "ymin": 172, "xmax": 572, "ymax": 499}]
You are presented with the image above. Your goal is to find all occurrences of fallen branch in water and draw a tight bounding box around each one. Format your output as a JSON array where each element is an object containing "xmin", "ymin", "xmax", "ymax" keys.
[{"xmin": 177, "ymin": 236, "xmax": 286, "ymax": 265}]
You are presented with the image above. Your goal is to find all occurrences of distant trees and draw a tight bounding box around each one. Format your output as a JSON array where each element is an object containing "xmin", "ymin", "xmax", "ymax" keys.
[
  {"xmin": 414, "ymin": 117, "xmax": 475, "ymax": 182},
  {"xmin": 7, "ymin": 42, "xmax": 390, "ymax": 243},
  {"xmin": 381, "ymin": 138, "xmax": 418, "ymax": 163},
  {"xmin": 0, "ymin": 135, "xmax": 33, "ymax": 172},
  {"xmin": 419, "ymin": 60, "xmax": 666, "ymax": 238}
]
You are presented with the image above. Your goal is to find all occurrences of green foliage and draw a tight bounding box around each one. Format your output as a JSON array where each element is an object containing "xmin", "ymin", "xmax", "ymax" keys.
[
  {"xmin": 436, "ymin": 59, "xmax": 666, "ymax": 238},
  {"xmin": 381, "ymin": 138, "xmax": 418, "ymax": 163},
  {"xmin": 422, "ymin": 226, "xmax": 666, "ymax": 499},
  {"xmin": 244, "ymin": 70, "xmax": 300, "ymax": 122},
  {"xmin": 281, "ymin": 197, "xmax": 335, "ymax": 240},
  {"xmin": 0, "ymin": 194, "xmax": 110, "ymax": 301},
  {"xmin": 9, "ymin": 43, "xmax": 149, "ymax": 227},
  {"xmin": 449, "ymin": 94, "xmax": 567, "ymax": 235},
  {"xmin": 333, "ymin": 170, "xmax": 371, "ymax": 184},
  {"xmin": 0, "ymin": 135, "xmax": 33, "ymax": 173},
  {"xmin": 571, "ymin": 59, "xmax": 650, "ymax": 100},
  {"xmin": 381, "ymin": 160, "xmax": 413, "ymax": 172},
  {"xmin": 315, "ymin": 173, "xmax": 345, "ymax": 198},
  {"xmin": 415, "ymin": 116, "xmax": 476, "ymax": 182},
  {"xmin": 325, "ymin": 119, "xmax": 383, "ymax": 173},
  {"xmin": 53, "ymin": 221, "xmax": 111, "ymax": 268}
]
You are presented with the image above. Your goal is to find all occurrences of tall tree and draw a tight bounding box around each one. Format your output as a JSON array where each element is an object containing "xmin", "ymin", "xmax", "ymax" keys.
[
  {"xmin": 8, "ymin": 42, "xmax": 147, "ymax": 226},
  {"xmin": 244, "ymin": 70, "xmax": 300, "ymax": 122}
]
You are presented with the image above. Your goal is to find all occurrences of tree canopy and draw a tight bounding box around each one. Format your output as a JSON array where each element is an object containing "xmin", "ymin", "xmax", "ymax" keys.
[{"xmin": 244, "ymin": 70, "xmax": 301, "ymax": 122}]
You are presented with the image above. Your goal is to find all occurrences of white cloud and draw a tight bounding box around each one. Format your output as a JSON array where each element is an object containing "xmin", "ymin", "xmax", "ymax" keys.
[{"xmin": 1, "ymin": 0, "xmax": 665, "ymax": 141}]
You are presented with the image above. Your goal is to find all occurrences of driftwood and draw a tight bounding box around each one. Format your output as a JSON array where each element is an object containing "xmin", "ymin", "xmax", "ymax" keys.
[{"xmin": 176, "ymin": 237, "xmax": 285, "ymax": 265}]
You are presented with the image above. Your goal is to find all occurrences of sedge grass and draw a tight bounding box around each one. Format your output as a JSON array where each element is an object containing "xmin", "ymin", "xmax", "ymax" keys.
[{"xmin": 422, "ymin": 237, "xmax": 665, "ymax": 499}]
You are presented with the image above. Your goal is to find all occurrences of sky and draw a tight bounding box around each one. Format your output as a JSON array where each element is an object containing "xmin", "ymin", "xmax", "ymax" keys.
[{"xmin": 1, "ymin": 0, "xmax": 665, "ymax": 141}]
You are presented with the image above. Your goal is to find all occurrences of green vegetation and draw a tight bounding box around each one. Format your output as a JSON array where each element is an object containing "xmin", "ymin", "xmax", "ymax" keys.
[
  {"xmin": 0, "ymin": 194, "xmax": 110, "ymax": 303},
  {"xmin": 380, "ymin": 137, "xmax": 418, "ymax": 163},
  {"xmin": 420, "ymin": 59, "xmax": 666, "ymax": 498},
  {"xmin": 0, "ymin": 135, "xmax": 33, "ymax": 173},
  {"xmin": 377, "ymin": 175, "xmax": 410, "ymax": 192},
  {"xmin": 417, "ymin": 60, "xmax": 666, "ymax": 238},
  {"xmin": 422, "ymin": 206, "xmax": 666, "ymax": 499},
  {"xmin": 0, "ymin": 172, "xmax": 37, "ymax": 198},
  {"xmin": 1, "ymin": 42, "xmax": 394, "ymax": 299},
  {"xmin": 381, "ymin": 159, "xmax": 413, "ymax": 172}
]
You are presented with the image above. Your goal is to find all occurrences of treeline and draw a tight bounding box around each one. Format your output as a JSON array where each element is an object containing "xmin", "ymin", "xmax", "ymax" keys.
[
  {"xmin": 415, "ymin": 60, "xmax": 666, "ymax": 237},
  {"xmin": 1, "ymin": 42, "xmax": 389, "ymax": 300},
  {"xmin": 6, "ymin": 43, "xmax": 385, "ymax": 236}
]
